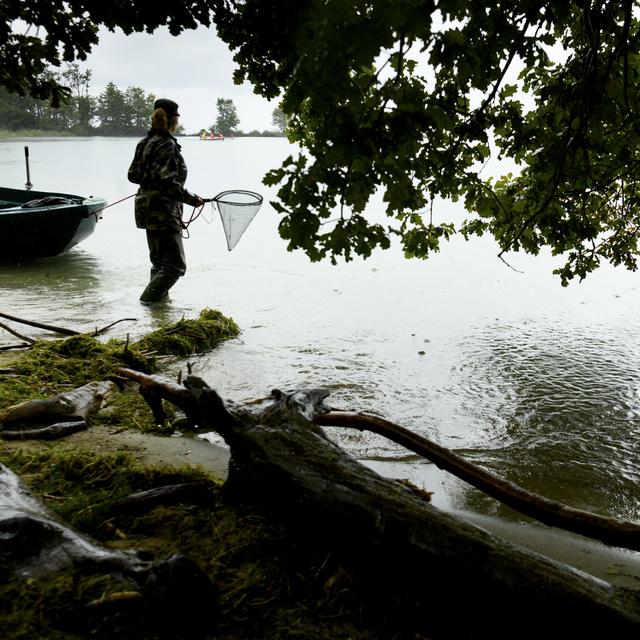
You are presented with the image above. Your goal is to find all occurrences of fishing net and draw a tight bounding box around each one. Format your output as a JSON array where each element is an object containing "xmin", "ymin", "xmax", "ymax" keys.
[{"xmin": 212, "ymin": 190, "xmax": 263, "ymax": 251}]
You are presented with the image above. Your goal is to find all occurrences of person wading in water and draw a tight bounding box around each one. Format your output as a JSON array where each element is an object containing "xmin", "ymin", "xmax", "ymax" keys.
[{"xmin": 128, "ymin": 98, "xmax": 204, "ymax": 304}]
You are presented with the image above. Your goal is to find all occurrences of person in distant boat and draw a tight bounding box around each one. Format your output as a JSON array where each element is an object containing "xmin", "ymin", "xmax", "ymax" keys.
[{"xmin": 128, "ymin": 98, "xmax": 204, "ymax": 304}]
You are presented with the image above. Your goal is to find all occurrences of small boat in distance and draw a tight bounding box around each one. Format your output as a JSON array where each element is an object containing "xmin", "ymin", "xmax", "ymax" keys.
[
  {"xmin": 0, "ymin": 187, "xmax": 107, "ymax": 260},
  {"xmin": 200, "ymin": 131, "xmax": 224, "ymax": 141}
]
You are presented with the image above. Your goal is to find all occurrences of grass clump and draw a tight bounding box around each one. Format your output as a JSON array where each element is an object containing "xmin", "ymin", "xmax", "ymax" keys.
[
  {"xmin": 0, "ymin": 571, "xmax": 126, "ymax": 640},
  {"xmin": 136, "ymin": 308, "xmax": 240, "ymax": 357},
  {"xmin": 0, "ymin": 447, "xmax": 215, "ymax": 535},
  {"xmin": 0, "ymin": 335, "xmax": 152, "ymax": 410},
  {"xmin": 0, "ymin": 308, "xmax": 239, "ymax": 414}
]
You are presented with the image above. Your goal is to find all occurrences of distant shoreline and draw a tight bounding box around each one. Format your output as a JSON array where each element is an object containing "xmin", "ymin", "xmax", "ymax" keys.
[
  {"xmin": 0, "ymin": 129, "xmax": 75, "ymax": 138},
  {"xmin": 0, "ymin": 129, "xmax": 287, "ymax": 139}
]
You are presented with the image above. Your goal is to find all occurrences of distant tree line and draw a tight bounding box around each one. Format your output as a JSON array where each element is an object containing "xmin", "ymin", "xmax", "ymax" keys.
[
  {"xmin": 0, "ymin": 63, "xmax": 288, "ymax": 138},
  {"xmin": 0, "ymin": 64, "xmax": 157, "ymax": 136}
]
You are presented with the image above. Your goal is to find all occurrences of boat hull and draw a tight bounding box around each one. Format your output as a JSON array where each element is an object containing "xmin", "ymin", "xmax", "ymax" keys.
[{"xmin": 0, "ymin": 187, "xmax": 107, "ymax": 259}]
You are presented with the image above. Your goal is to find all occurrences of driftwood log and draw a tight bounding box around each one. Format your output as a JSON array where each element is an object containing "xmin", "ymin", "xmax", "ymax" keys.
[
  {"xmin": 0, "ymin": 461, "xmax": 149, "ymax": 579},
  {"xmin": 1, "ymin": 420, "xmax": 87, "ymax": 441},
  {"xmin": 0, "ymin": 381, "xmax": 116, "ymax": 439},
  {"xmin": 117, "ymin": 367, "xmax": 640, "ymax": 637},
  {"xmin": 0, "ymin": 463, "xmax": 216, "ymax": 635}
]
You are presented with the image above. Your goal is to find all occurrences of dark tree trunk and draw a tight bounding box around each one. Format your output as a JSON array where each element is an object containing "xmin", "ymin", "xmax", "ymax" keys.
[{"xmin": 116, "ymin": 368, "xmax": 640, "ymax": 637}]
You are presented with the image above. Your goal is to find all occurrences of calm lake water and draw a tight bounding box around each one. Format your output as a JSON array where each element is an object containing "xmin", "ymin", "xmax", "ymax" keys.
[{"xmin": 2, "ymin": 136, "xmax": 640, "ymax": 556}]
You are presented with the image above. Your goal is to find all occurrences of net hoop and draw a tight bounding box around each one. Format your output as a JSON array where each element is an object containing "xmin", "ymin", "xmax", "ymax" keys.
[
  {"xmin": 213, "ymin": 190, "xmax": 263, "ymax": 207},
  {"xmin": 211, "ymin": 190, "xmax": 263, "ymax": 251}
]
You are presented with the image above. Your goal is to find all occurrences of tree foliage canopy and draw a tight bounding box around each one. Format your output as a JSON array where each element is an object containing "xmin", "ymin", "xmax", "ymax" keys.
[
  {"xmin": 4, "ymin": 1, "xmax": 640, "ymax": 282},
  {"xmin": 1, "ymin": 1, "xmax": 212, "ymax": 105}
]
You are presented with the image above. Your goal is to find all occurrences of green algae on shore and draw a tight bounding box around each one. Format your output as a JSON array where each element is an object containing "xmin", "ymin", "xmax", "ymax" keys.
[
  {"xmin": 0, "ymin": 308, "xmax": 435, "ymax": 639},
  {"xmin": 0, "ymin": 446, "xmax": 418, "ymax": 640},
  {"xmin": 0, "ymin": 308, "xmax": 241, "ymax": 433},
  {"xmin": 135, "ymin": 308, "xmax": 240, "ymax": 357}
]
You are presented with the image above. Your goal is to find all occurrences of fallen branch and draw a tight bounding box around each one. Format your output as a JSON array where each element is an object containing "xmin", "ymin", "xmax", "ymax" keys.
[
  {"xmin": 115, "ymin": 367, "xmax": 640, "ymax": 635},
  {"xmin": 115, "ymin": 368, "xmax": 220, "ymax": 430},
  {"xmin": 0, "ymin": 381, "xmax": 116, "ymax": 436},
  {"xmin": 1, "ymin": 420, "xmax": 87, "ymax": 441},
  {"xmin": 110, "ymin": 482, "xmax": 217, "ymax": 515},
  {"xmin": 0, "ymin": 311, "xmax": 137, "ymax": 339},
  {"xmin": 0, "ymin": 320, "xmax": 35, "ymax": 344},
  {"xmin": 0, "ymin": 311, "xmax": 79, "ymax": 336},
  {"xmin": 314, "ymin": 411, "xmax": 640, "ymax": 551}
]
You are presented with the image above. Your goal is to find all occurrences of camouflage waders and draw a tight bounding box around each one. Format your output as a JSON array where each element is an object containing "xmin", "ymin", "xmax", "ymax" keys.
[
  {"xmin": 140, "ymin": 230, "xmax": 187, "ymax": 303},
  {"xmin": 128, "ymin": 128, "xmax": 201, "ymax": 303}
]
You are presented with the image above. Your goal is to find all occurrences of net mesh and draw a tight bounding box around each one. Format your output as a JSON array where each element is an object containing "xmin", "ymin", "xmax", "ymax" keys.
[{"xmin": 213, "ymin": 190, "xmax": 263, "ymax": 251}]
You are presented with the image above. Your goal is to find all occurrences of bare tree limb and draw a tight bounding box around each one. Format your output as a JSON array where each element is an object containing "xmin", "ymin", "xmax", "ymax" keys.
[
  {"xmin": 112, "ymin": 368, "xmax": 640, "ymax": 633},
  {"xmin": 314, "ymin": 410, "xmax": 640, "ymax": 551},
  {"xmin": 0, "ymin": 312, "xmax": 137, "ymax": 340},
  {"xmin": 0, "ymin": 320, "xmax": 35, "ymax": 344},
  {"xmin": 0, "ymin": 311, "xmax": 79, "ymax": 336}
]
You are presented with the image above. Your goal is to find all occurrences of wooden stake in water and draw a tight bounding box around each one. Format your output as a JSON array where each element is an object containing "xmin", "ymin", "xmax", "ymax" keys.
[{"xmin": 24, "ymin": 146, "xmax": 33, "ymax": 190}]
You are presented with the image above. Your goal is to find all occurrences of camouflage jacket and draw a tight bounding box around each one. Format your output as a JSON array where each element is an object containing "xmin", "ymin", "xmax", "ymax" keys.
[{"xmin": 128, "ymin": 129, "xmax": 199, "ymax": 231}]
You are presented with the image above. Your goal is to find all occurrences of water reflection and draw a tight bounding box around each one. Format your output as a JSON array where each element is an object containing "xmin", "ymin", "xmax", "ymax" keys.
[
  {"xmin": 0, "ymin": 251, "xmax": 106, "ymax": 340},
  {"xmin": 0, "ymin": 250, "xmax": 102, "ymax": 292}
]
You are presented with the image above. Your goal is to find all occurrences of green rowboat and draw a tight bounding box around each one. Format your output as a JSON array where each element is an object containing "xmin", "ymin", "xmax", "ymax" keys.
[{"xmin": 0, "ymin": 187, "xmax": 107, "ymax": 259}]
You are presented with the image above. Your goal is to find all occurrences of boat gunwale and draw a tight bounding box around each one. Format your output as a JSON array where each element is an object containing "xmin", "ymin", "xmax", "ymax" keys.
[{"xmin": 0, "ymin": 192, "xmax": 107, "ymax": 218}]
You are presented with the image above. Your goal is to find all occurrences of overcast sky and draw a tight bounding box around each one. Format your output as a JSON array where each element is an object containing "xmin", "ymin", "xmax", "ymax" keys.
[{"xmin": 84, "ymin": 26, "xmax": 277, "ymax": 133}]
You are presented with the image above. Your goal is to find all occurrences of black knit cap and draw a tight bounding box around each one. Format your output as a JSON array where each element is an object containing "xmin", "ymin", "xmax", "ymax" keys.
[{"xmin": 154, "ymin": 98, "xmax": 180, "ymax": 117}]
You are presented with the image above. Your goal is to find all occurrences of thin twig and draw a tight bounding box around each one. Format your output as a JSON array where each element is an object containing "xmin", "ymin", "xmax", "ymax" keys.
[
  {"xmin": 497, "ymin": 253, "xmax": 525, "ymax": 273},
  {"xmin": 92, "ymin": 318, "xmax": 138, "ymax": 336}
]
